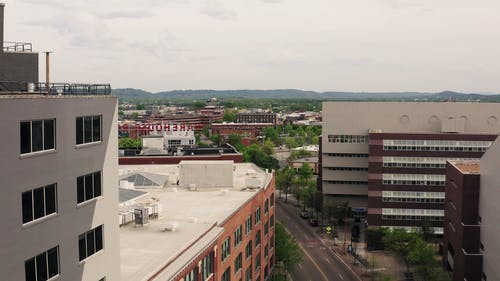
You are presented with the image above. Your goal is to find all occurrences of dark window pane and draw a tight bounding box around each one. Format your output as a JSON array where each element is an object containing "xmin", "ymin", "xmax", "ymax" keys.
[
  {"xmin": 45, "ymin": 184, "xmax": 56, "ymax": 215},
  {"xmin": 93, "ymin": 172, "xmax": 102, "ymax": 197},
  {"xmin": 95, "ymin": 225, "xmax": 103, "ymax": 252},
  {"xmin": 77, "ymin": 176, "xmax": 85, "ymax": 203},
  {"xmin": 85, "ymin": 174, "xmax": 93, "ymax": 201},
  {"xmin": 33, "ymin": 187, "xmax": 45, "ymax": 220},
  {"xmin": 78, "ymin": 234, "xmax": 87, "ymax": 261},
  {"xmin": 93, "ymin": 116, "xmax": 101, "ymax": 142},
  {"xmin": 31, "ymin": 120, "xmax": 43, "ymax": 152},
  {"xmin": 84, "ymin": 116, "xmax": 92, "ymax": 143},
  {"xmin": 87, "ymin": 230, "xmax": 95, "ymax": 256},
  {"xmin": 22, "ymin": 191, "xmax": 33, "ymax": 223},
  {"xmin": 25, "ymin": 258, "xmax": 36, "ymax": 281},
  {"xmin": 21, "ymin": 121, "xmax": 31, "ymax": 154},
  {"xmin": 36, "ymin": 252, "xmax": 48, "ymax": 281},
  {"xmin": 76, "ymin": 117, "xmax": 84, "ymax": 145},
  {"xmin": 43, "ymin": 119, "xmax": 55, "ymax": 150},
  {"xmin": 47, "ymin": 247, "xmax": 59, "ymax": 278}
]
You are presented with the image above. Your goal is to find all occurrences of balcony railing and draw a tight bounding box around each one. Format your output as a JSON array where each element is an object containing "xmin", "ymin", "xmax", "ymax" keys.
[
  {"xmin": 0, "ymin": 81, "xmax": 112, "ymax": 95},
  {"xmin": 3, "ymin": 41, "xmax": 33, "ymax": 52}
]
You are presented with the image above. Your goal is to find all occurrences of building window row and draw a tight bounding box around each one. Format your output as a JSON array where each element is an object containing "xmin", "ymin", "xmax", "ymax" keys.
[
  {"xmin": 201, "ymin": 252, "xmax": 214, "ymax": 280},
  {"xmin": 382, "ymin": 208, "xmax": 444, "ymax": 221},
  {"xmin": 234, "ymin": 253, "xmax": 243, "ymax": 274},
  {"xmin": 22, "ymin": 183, "xmax": 57, "ymax": 224},
  {"xmin": 25, "ymin": 246, "xmax": 59, "ymax": 281},
  {"xmin": 77, "ymin": 171, "xmax": 102, "ymax": 204},
  {"xmin": 78, "ymin": 225, "xmax": 104, "ymax": 261},
  {"xmin": 221, "ymin": 237, "xmax": 231, "ymax": 262},
  {"xmin": 245, "ymin": 241, "xmax": 252, "ymax": 259},
  {"xmin": 21, "ymin": 116, "xmax": 102, "ymax": 155},
  {"xmin": 234, "ymin": 225, "xmax": 242, "ymax": 247},
  {"xmin": 76, "ymin": 115, "xmax": 102, "ymax": 145},
  {"xmin": 245, "ymin": 266, "xmax": 252, "ymax": 281},
  {"xmin": 382, "ymin": 157, "xmax": 471, "ymax": 169},
  {"xmin": 325, "ymin": 167, "xmax": 368, "ymax": 171},
  {"xmin": 324, "ymin": 180, "xmax": 368, "ymax": 185},
  {"xmin": 324, "ymin": 153, "xmax": 369, "ymax": 158},
  {"xmin": 381, "ymin": 225, "xmax": 444, "ymax": 235},
  {"xmin": 382, "ymin": 191, "xmax": 445, "ymax": 204},
  {"xmin": 255, "ymin": 207, "xmax": 261, "ymax": 224},
  {"xmin": 328, "ymin": 135, "xmax": 368, "ymax": 143},
  {"xmin": 184, "ymin": 268, "xmax": 197, "ymax": 281},
  {"xmin": 245, "ymin": 215, "xmax": 253, "ymax": 235},
  {"xmin": 221, "ymin": 267, "xmax": 231, "ymax": 281},
  {"xmin": 20, "ymin": 119, "xmax": 56, "ymax": 154},
  {"xmin": 382, "ymin": 173, "xmax": 445, "ymax": 186},
  {"xmin": 382, "ymin": 139, "xmax": 491, "ymax": 152}
]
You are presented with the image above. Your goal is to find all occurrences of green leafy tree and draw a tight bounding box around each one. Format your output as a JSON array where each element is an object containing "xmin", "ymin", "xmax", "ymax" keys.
[
  {"xmin": 408, "ymin": 239, "xmax": 436, "ymax": 281},
  {"xmin": 227, "ymin": 134, "xmax": 244, "ymax": 151},
  {"xmin": 209, "ymin": 134, "xmax": 220, "ymax": 145},
  {"xmin": 263, "ymin": 126, "xmax": 280, "ymax": 144},
  {"xmin": 276, "ymin": 167, "xmax": 295, "ymax": 203},
  {"xmin": 383, "ymin": 229, "xmax": 420, "ymax": 273},
  {"xmin": 202, "ymin": 126, "xmax": 210, "ymax": 138},
  {"xmin": 192, "ymin": 100, "xmax": 205, "ymax": 109},
  {"xmin": 135, "ymin": 104, "xmax": 146, "ymax": 110},
  {"xmin": 119, "ymin": 137, "xmax": 141, "ymax": 149},
  {"xmin": 243, "ymin": 144, "xmax": 279, "ymax": 170},
  {"xmin": 263, "ymin": 139, "xmax": 275, "ymax": 155},
  {"xmin": 275, "ymin": 223, "xmax": 303, "ymax": 275},
  {"xmin": 223, "ymin": 110, "xmax": 237, "ymax": 122}
]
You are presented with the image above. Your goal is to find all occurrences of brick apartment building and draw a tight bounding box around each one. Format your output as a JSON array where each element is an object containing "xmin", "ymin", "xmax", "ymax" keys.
[{"xmin": 236, "ymin": 113, "xmax": 278, "ymax": 125}]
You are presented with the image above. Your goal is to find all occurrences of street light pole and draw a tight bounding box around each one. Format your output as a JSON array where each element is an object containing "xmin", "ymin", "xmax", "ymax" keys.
[{"xmin": 344, "ymin": 206, "xmax": 347, "ymax": 254}]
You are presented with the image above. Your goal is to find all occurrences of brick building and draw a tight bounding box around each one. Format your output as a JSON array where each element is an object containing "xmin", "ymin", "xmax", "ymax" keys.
[
  {"xmin": 367, "ymin": 132, "xmax": 496, "ymax": 234},
  {"xmin": 118, "ymin": 161, "xmax": 276, "ymax": 281},
  {"xmin": 237, "ymin": 113, "xmax": 278, "ymax": 125}
]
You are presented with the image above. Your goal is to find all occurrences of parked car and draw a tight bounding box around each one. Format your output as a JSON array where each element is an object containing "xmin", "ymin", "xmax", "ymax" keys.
[
  {"xmin": 308, "ymin": 219, "xmax": 319, "ymax": 227},
  {"xmin": 300, "ymin": 211, "xmax": 309, "ymax": 219}
]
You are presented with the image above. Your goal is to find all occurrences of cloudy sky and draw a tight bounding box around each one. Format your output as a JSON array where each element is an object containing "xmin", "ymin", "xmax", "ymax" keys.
[{"xmin": 3, "ymin": 0, "xmax": 500, "ymax": 93}]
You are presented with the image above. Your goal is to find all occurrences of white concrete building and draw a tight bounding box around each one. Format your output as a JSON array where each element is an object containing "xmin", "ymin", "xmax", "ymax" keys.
[
  {"xmin": 0, "ymin": 94, "xmax": 120, "ymax": 281},
  {"xmin": 479, "ymin": 139, "xmax": 500, "ymax": 281}
]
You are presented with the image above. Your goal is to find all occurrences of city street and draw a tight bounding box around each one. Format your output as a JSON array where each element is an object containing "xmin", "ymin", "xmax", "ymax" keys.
[{"xmin": 276, "ymin": 199, "xmax": 363, "ymax": 281}]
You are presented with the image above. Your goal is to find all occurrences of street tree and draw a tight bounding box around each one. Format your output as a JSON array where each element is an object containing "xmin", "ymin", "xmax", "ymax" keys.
[{"xmin": 275, "ymin": 223, "xmax": 303, "ymax": 275}]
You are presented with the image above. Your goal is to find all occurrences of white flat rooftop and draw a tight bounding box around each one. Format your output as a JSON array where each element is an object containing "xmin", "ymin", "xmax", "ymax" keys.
[{"xmin": 118, "ymin": 162, "xmax": 273, "ymax": 281}]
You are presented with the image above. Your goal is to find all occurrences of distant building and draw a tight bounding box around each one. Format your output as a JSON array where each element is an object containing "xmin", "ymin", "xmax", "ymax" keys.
[
  {"xmin": 211, "ymin": 122, "xmax": 275, "ymax": 144},
  {"xmin": 118, "ymin": 161, "xmax": 276, "ymax": 281},
  {"xmin": 237, "ymin": 112, "xmax": 278, "ymax": 124},
  {"xmin": 322, "ymin": 101, "xmax": 500, "ymax": 224},
  {"xmin": 368, "ymin": 132, "xmax": 496, "ymax": 234},
  {"xmin": 290, "ymin": 157, "xmax": 319, "ymax": 174}
]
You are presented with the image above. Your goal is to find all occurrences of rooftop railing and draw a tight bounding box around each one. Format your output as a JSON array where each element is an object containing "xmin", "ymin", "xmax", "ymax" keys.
[
  {"xmin": 0, "ymin": 81, "xmax": 112, "ymax": 95},
  {"xmin": 3, "ymin": 41, "xmax": 33, "ymax": 52}
]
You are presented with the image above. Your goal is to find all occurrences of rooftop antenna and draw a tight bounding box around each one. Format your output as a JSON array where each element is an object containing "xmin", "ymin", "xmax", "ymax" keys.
[{"xmin": 44, "ymin": 51, "xmax": 52, "ymax": 95}]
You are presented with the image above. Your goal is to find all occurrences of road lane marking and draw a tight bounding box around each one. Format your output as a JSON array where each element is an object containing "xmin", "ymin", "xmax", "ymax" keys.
[
  {"xmin": 339, "ymin": 273, "xmax": 344, "ymax": 280},
  {"xmin": 325, "ymin": 259, "xmax": 330, "ymax": 264},
  {"xmin": 296, "ymin": 240, "xmax": 329, "ymax": 281}
]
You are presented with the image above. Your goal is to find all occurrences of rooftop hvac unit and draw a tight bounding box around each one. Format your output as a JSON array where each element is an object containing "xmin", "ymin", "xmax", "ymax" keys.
[
  {"xmin": 134, "ymin": 207, "xmax": 149, "ymax": 227},
  {"xmin": 162, "ymin": 221, "xmax": 180, "ymax": 232}
]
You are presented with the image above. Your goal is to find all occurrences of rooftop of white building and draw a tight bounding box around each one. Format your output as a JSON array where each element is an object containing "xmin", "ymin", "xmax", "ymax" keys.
[{"xmin": 118, "ymin": 161, "xmax": 273, "ymax": 281}]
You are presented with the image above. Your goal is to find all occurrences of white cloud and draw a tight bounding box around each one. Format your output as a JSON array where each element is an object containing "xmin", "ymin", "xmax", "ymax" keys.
[{"xmin": 3, "ymin": 0, "xmax": 500, "ymax": 93}]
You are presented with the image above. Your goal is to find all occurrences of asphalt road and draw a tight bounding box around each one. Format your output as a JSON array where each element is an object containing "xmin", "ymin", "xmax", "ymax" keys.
[{"xmin": 276, "ymin": 199, "xmax": 362, "ymax": 281}]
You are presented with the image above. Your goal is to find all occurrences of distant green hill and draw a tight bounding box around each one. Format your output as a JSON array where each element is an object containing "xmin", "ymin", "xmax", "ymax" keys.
[{"xmin": 113, "ymin": 88, "xmax": 500, "ymax": 102}]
